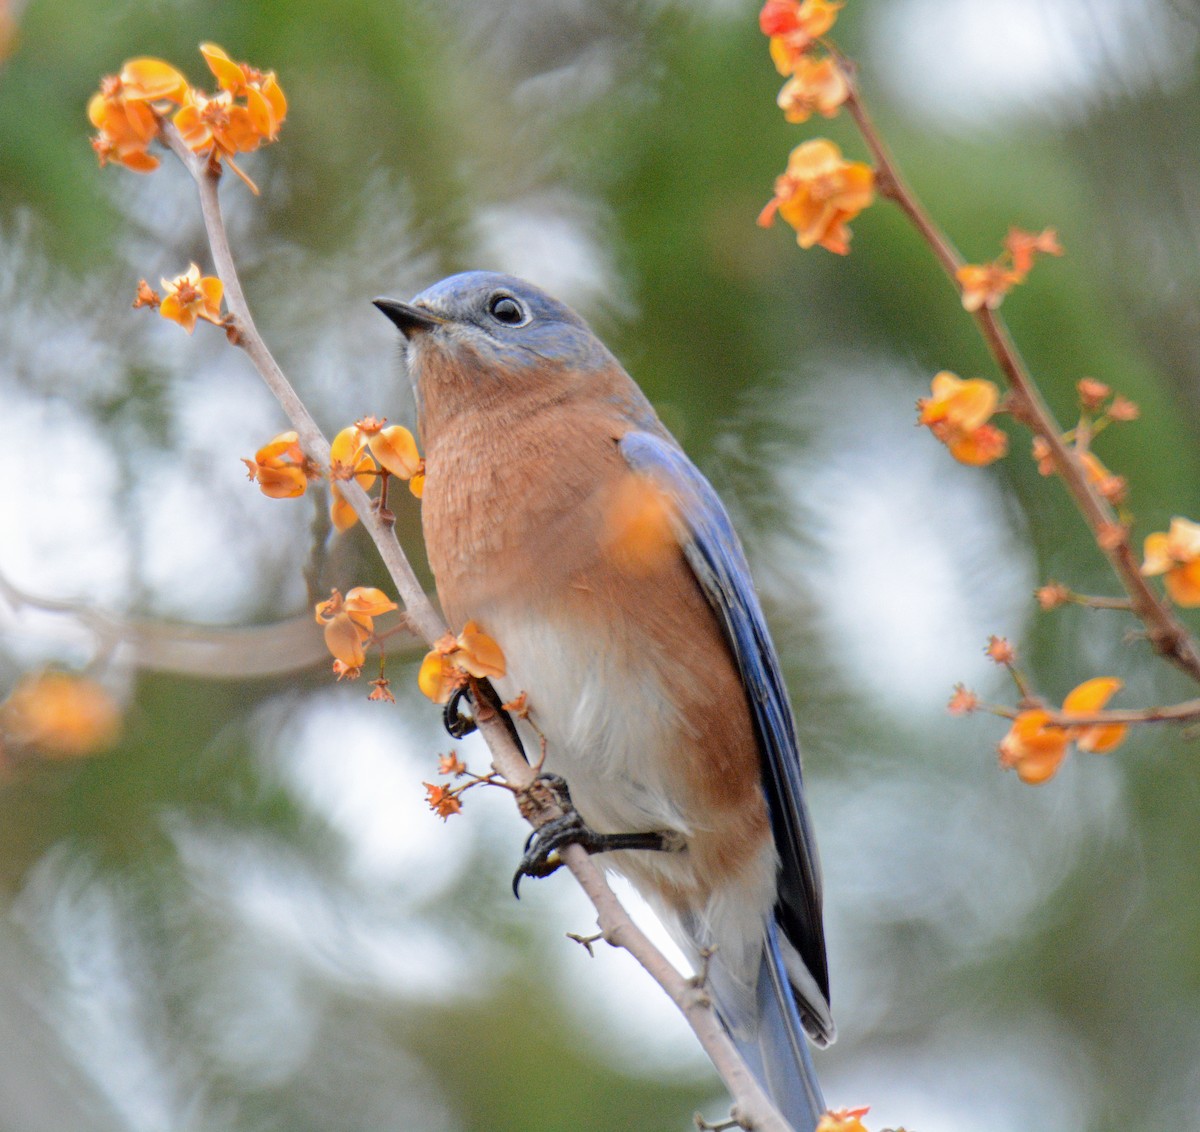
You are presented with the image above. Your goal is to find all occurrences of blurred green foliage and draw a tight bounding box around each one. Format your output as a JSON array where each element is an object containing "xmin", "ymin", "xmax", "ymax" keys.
[{"xmin": 3, "ymin": 2, "xmax": 1200, "ymax": 1130}]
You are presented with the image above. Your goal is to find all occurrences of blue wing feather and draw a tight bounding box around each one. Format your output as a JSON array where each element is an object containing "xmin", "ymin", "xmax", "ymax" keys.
[{"xmin": 619, "ymin": 431, "xmax": 831, "ymax": 1039}]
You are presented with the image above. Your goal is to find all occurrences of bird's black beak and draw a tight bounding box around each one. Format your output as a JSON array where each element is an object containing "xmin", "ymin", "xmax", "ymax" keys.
[{"xmin": 372, "ymin": 298, "xmax": 447, "ymax": 338}]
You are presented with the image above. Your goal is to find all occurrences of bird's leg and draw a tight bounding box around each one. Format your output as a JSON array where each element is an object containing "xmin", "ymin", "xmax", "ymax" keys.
[
  {"xmin": 442, "ymin": 679, "xmax": 527, "ymax": 754},
  {"xmin": 513, "ymin": 773, "xmax": 685, "ymax": 897}
]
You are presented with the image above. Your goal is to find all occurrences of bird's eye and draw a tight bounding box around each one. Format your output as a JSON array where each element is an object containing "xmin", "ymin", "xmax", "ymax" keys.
[{"xmin": 488, "ymin": 294, "xmax": 527, "ymax": 325}]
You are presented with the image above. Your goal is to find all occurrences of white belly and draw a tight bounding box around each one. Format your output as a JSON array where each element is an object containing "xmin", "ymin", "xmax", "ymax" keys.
[
  {"xmin": 485, "ymin": 608, "xmax": 691, "ymax": 839},
  {"xmin": 482, "ymin": 607, "xmax": 778, "ymax": 993}
]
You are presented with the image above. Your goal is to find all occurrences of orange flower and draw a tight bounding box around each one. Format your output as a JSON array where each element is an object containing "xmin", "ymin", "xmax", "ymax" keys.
[
  {"xmin": 1000, "ymin": 677, "xmax": 1126, "ymax": 784},
  {"xmin": 314, "ymin": 586, "xmax": 398, "ymax": 675},
  {"xmin": 118, "ymin": 57, "xmax": 189, "ymax": 103},
  {"xmin": 354, "ymin": 417, "xmax": 425, "ymax": 497},
  {"xmin": 1031, "ymin": 436, "xmax": 1055, "ymax": 476},
  {"xmin": 418, "ymin": 622, "xmax": 506, "ymax": 704},
  {"xmin": 367, "ymin": 678, "xmax": 395, "ymax": 703},
  {"xmin": 917, "ymin": 371, "xmax": 1008, "ymax": 466},
  {"xmin": 424, "ymin": 781, "xmax": 463, "ymax": 820},
  {"xmin": 999, "ymin": 710, "xmax": 1070, "ymax": 785},
  {"xmin": 758, "ymin": 139, "xmax": 874, "ymax": 255},
  {"xmin": 761, "ymin": 0, "xmax": 843, "ymax": 75},
  {"xmin": 1109, "ymin": 395, "xmax": 1139, "ymax": 422},
  {"xmin": 132, "ymin": 279, "xmax": 160, "ymax": 309},
  {"xmin": 1062, "ymin": 677, "xmax": 1127, "ymax": 754},
  {"xmin": 173, "ymin": 87, "xmax": 261, "ymax": 158},
  {"xmin": 816, "ymin": 1108, "xmax": 871, "ymax": 1132},
  {"xmin": 87, "ymin": 59, "xmax": 189, "ymax": 172},
  {"xmin": 328, "ymin": 426, "xmax": 379, "ymax": 532},
  {"xmin": 985, "ymin": 635, "xmax": 1015, "ymax": 665},
  {"xmin": 200, "ymin": 43, "xmax": 287, "ymax": 140},
  {"xmin": 1142, "ymin": 517, "xmax": 1200, "ymax": 606},
  {"xmin": 1004, "ymin": 226, "xmax": 1062, "ymax": 276},
  {"xmin": 159, "ymin": 263, "xmax": 223, "ymax": 333},
  {"xmin": 956, "ymin": 262, "xmax": 1022, "ymax": 312},
  {"xmin": 88, "ymin": 88, "xmax": 160, "ymax": 171},
  {"xmin": 1036, "ymin": 582, "xmax": 1071, "ymax": 610},
  {"xmin": 1086, "ymin": 459, "xmax": 1127, "ymax": 505},
  {"xmin": 957, "ymin": 227, "xmax": 1062, "ymax": 312},
  {"xmin": 242, "ymin": 430, "xmax": 314, "ymax": 498},
  {"xmin": 776, "ymin": 55, "xmax": 849, "ymax": 122},
  {"xmin": 947, "ymin": 686, "xmax": 979, "ymax": 715},
  {"xmin": 417, "ymin": 650, "xmax": 461, "ymax": 705},
  {"xmin": 1076, "ymin": 377, "xmax": 1110, "ymax": 411},
  {"xmin": 0, "ymin": 672, "xmax": 121, "ymax": 758}
]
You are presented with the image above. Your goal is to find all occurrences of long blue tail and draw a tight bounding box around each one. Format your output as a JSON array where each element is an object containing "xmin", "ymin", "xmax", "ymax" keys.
[{"xmin": 709, "ymin": 920, "xmax": 825, "ymax": 1132}]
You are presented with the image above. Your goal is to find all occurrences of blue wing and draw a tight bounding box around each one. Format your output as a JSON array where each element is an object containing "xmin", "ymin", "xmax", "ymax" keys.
[{"xmin": 619, "ymin": 430, "xmax": 832, "ymax": 1042}]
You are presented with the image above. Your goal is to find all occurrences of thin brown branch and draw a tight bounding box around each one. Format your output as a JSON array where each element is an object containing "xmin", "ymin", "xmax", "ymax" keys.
[
  {"xmin": 840, "ymin": 71, "xmax": 1200, "ymax": 686},
  {"xmin": 0, "ymin": 569, "xmax": 349, "ymax": 678},
  {"xmin": 1068, "ymin": 593, "xmax": 1136, "ymax": 612},
  {"xmin": 160, "ymin": 126, "xmax": 795, "ymax": 1132},
  {"xmin": 1040, "ymin": 698, "xmax": 1200, "ymax": 729},
  {"xmin": 976, "ymin": 696, "xmax": 1200, "ymax": 728}
]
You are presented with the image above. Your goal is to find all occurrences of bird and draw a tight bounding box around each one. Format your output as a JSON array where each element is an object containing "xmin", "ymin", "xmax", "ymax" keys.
[{"xmin": 374, "ymin": 271, "xmax": 832, "ymax": 1131}]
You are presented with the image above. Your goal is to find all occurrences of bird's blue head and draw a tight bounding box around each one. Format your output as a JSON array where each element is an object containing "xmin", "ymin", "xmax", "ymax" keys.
[{"xmin": 373, "ymin": 271, "xmax": 615, "ymax": 378}]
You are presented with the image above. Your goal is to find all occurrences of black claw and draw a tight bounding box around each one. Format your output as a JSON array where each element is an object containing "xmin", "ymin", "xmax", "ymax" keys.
[
  {"xmin": 442, "ymin": 685, "xmax": 477, "ymax": 739},
  {"xmin": 440, "ymin": 680, "xmax": 528, "ymax": 756},
  {"xmin": 513, "ymin": 810, "xmax": 588, "ymax": 898},
  {"xmin": 511, "ymin": 773, "xmax": 684, "ymax": 898}
]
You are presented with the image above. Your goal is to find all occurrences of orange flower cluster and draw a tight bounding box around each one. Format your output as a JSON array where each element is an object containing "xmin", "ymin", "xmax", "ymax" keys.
[
  {"xmin": 956, "ymin": 227, "xmax": 1062, "ymax": 312},
  {"xmin": 0, "ymin": 672, "xmax": 121, "ymax": 759},
  {"xmin": 329, "ymin": 418, "xmax": 424, "ymax": 532},
  {"xmin": 418, "ymin": 623, "xmax": 506, "ymax": 705},
  {"xmin": 242, "ymin": 418, "xmax": 422, "ymax": 529},
  {"xmin": 815, "ymin": 1108, "xmax": 871, "ymax": 1132},
  {"xmin": 423, "ymin": 781, "xmax": 463, "ymax": 820},
  {"xmin": 243, "ymin": 431, "xmax": 318, "ymax": 498},
  {"xmin": 89, "ymin": 44, "xmax": 286, "ymax": 184},
  {"xmin": 760, "ymin": 0, "xmax": 843, "ymax": 74},
  {"xmin": 757, "ymin": 3, "xmax": 869, "ymax": 253},
  {"xmin": 314, "ymin": 587, "xmax": 398, "ymax": 679},
  {"xmin": 999, "ymin": 678, "xmax": 1127, "ymax": 785},
  {"xmin": 1028, "ymin": 379, "xmax": 1137, "ymax": 505},
  {"xmin": 917, "ymin": 371, "xmax": 1008, "ymax": 466},
  {"xmin": 420, "ymin": 752, "xmax": 479, "ymax": 820},
  {"xmin": 1142, "ymin": 517, "xmax": 1200, "ymax": 607},
  {"xmin": 761, "ymin": 0, "xmax": 848, "ymax": 121},
  {"xmin": 758, "ymin": 139, "xmax": 874, "ymax": 255}
]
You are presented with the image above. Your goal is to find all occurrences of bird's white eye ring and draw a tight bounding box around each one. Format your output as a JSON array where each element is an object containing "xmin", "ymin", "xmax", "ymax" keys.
[{"xmin": 488, "ymin": 294, "xmax": 527, "ymax": 325}]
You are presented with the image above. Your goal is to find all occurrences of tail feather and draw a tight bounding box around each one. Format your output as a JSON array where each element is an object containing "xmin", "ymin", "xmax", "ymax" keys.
[{"xmin": 708, "ymin": 919, "xmax": 826, "ymax": 1132}]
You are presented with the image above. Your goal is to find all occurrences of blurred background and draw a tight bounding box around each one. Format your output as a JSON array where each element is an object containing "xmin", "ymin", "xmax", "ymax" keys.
[{"xmin": 2, "ymin": 0, "xmax": 1200, "ymax": 1128}]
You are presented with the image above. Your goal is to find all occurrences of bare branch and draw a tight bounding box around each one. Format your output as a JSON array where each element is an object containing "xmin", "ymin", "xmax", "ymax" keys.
[{"xmin": 0, "ymin": 569, "xmax": 362, "ymax": 678}]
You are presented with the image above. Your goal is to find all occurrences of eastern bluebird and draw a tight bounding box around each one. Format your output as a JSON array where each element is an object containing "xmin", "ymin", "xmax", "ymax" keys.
[{"xmin": 375, "ymin": 272, "xmax": 832, "ymax": 1131}]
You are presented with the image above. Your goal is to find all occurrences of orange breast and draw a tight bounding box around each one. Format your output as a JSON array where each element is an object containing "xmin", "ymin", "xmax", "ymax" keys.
[{"xmin": 419, "ymin": 376, "xmax": 770, "ymax": 901}]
